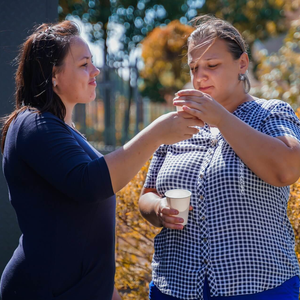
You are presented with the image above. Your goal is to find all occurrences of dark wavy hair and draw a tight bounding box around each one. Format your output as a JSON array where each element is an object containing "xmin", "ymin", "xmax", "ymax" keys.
[{"xmin": 1, "ymin": 20, "xmax": 80, "ymax": 152}]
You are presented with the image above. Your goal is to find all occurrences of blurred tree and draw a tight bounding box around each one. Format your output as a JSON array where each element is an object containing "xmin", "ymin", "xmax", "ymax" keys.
[
  {"xmin": 58, "ymin": 1, "xmax": 296, "ymax": 103},
  {"xmin": 140, "ymin": 20, "xmax": 193, "ymax": 102},
  {"xmin": 251, "ymin": 18, "xmax": 300, "ymax": 108},
  {"xmin": 201, "ymin": 0, "xmax": 286, "ymax": 44},
  {"xmin": 138, "ymin": 1, "xmax": 298, "ymax": 102},
  {"xmin": 58, "ymin": 0, "xmax": 203, "ymax": 143},
  {"xmin": 58, "ymin": 0, "xmax": 196, "ymax": 62}
]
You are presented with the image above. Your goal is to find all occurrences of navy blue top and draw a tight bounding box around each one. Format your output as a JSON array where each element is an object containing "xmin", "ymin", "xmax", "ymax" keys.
[{"xmin": 0, "ymin": 109, "xmax": 116, "ymax": 300}]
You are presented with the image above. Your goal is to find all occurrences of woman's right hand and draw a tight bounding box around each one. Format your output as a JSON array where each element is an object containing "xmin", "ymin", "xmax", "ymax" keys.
[
  {"xmin": 156, "ymin": 197, "xmax": 193, "ymax": 230},
  {"xmin": 151, "ymin": 111, "xmax": 204, "ymax": 145}
]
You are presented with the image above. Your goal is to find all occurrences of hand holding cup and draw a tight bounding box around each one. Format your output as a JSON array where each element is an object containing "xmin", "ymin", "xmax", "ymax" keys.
[{"xmin": 157, "ymin": 189, "xmax": 192, "ymax": 230}]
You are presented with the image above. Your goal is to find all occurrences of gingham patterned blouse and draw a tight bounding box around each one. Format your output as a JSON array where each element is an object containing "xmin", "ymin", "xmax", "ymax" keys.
[{"xmin": 144, "ymin": 98, "xmax": 300, "ymax": 299}]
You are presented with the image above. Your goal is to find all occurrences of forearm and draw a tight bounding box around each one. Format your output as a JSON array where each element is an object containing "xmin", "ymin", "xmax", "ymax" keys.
[
  {"xmin": 104, "ymin": 126, "xmax": 160, "ymax": 193},
  {"xmin": 219, "ymin": 111, "xmax": 300, "ymax": 186},
  {"xmin": 139, "ymin": 191, "xmax": 163, "ymax": 227},
  {"xmin": 104, "ymin": 112, "xmax": 201, "ymax": 193}
]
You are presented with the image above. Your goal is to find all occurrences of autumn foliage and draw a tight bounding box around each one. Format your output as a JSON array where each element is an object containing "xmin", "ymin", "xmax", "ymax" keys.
[
  {"xmin": 253, "ymin": 18, "xmax": 300, "ymax": 107},
  {"xmin": 140, "ymin": 20, "xmax": 194, "ymax": 102},
  {"xmin": 115, "ymin": 160, "xmax": 160, "ymax": 299},
  {"xmin": 287, "ymin": 108, "xmax": 300, "ymax": 264}
]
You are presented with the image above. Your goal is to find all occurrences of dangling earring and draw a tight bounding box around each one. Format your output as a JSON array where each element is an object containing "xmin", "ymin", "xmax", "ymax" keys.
[
  {"xmin": 53, "ymin": 80, "xmax": 57, "ymax": 87},
  {"xmin": 238, "ymin": 74, "xmax": 245, "ymax": 81},
  {"xmin": 238, "ymin": 72, "xmax": 250, "ymax": 94}
]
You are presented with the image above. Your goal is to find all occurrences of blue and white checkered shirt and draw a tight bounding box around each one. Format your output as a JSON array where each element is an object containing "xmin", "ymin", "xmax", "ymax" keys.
[{"xmin": 144, "ymin": 98, "xmax": 300, "ymax": 299}]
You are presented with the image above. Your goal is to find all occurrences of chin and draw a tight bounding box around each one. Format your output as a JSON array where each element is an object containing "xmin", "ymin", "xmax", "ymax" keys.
[{"xmin": 89, "ymin": 93, "xmax": 97, "ymax": 101}]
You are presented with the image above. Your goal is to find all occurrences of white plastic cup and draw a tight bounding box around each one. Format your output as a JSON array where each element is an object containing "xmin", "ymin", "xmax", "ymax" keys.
[
  {"xmin": 176, "ymin": 105, "xmax": 183, "ymax": 112},
  {"xmin": 165, "ymin": 189, "xmax": 191, "ymax": 225}
]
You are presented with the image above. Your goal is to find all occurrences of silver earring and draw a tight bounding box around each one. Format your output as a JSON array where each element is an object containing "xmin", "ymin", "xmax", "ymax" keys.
[
  {"xmin": 238, "ymin": 72, "xmax": 250, "ymax": 94},
  {"xmin": 238, "ymin": 73, "xmax": 245, "ymax": 81},
  {"xmin": 53, "ymin": 80, "xmax": 57, "ymax": 87}
]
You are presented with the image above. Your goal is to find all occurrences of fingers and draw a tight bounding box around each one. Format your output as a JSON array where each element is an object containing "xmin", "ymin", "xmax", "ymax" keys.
[
  {"xmin": 185, "ymin": 127, "xmax": 200, "ymax": 136},
  {"xmin": 159, "ymin": 207, "xmax": 185, "ymax": 230},
  {"xmin": 177, "ymin": 111, "xmax": 198, "ymax": 119},
  {"xmin": 174, "ymin": 100, "xmax": 202, "ymax": 110},
  {"xmin": 183, "ymin": 106, "xmax": 203, "ymax": 119},
  {"xmin": 186, "ymin": 118, "xmax": 204, "ymax": 128},
  {"xmin": 177, "ymin": 111, "xmax": 205, "ymax": 127},
  {"xmin": 176, "ymin": 89, "xmax": 204, "ymax": 97}
]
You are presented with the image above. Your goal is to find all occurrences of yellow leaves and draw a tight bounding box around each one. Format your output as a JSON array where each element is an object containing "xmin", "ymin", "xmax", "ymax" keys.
[
  {"xmin": 274, "ymin": 0, "xmax": 284, "ymax": 7},
  {"xmin": 247, "ymin": 1, "xmax": 255, "ymax": 9},
  {"xmin": 253, "ymin": 19, "xmax": 300, "ymax": 106},
  {"xmin": 288, "ymin": 176, "xmax": 300, "ymax": 264},
  {"xmin": 266, "ymin": 21, "xmax": 277, "ymax": 36},
  {"xmin": 115, "ymin": 159, "xmax": 160, "ymax": 299},
  {"xmin": 159, "ymin": 71, "xmax": 175, "ymax": 87}
]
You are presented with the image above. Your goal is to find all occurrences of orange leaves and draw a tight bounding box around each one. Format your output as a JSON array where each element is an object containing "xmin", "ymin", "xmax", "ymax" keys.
[{"xmin": 140, "ymin": 20, "xmax": 194, "ymax": 102}]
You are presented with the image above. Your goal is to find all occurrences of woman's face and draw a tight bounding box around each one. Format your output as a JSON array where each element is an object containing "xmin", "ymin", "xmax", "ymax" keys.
[
  {"xmin": 188, "ymin": 38, "xmax": 248, "ymax": 105},
  {"xmin": 53, "ymin": 36, "xmax": 100, "ymax": 108}
]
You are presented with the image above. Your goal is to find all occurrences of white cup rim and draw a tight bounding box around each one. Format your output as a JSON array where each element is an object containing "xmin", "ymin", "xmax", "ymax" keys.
[{"xmin": 165, "ymin": 189, "xmax": 191, "ymax": 198}]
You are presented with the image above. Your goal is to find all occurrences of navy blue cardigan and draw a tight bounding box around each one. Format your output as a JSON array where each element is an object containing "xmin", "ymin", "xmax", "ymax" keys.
[{"xmin": 0, "ymin": 109, "xmax": 116, "ymax": 300}]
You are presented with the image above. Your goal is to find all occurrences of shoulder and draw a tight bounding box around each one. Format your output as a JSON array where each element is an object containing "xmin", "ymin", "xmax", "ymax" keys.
[
  {"xmin": 14, "ymin": 109, "xmax": 72, "ymax": 145},
  {"xmin": 253, "ymin": 97, "xmax": 293, "ymax": 112},
  {"xmin": 16, "ymin": 109, "xmax": 65, "ymax": 127},
  {"xmin": 16, "ymin": 109, "xmax": 69, "ymax": 133}
]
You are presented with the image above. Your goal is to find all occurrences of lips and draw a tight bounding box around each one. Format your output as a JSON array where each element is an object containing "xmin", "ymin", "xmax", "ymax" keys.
[
  {"xmin": 199, "ymin": 86, "xmax": 212, "ymax": 92},
  {"xmin": 89, "ymin": 79, "xmax": 97, "ymax": 86}
]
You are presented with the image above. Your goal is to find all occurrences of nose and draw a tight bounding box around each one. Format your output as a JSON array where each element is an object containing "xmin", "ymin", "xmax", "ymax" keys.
[
  {"xmin": 195, "ymin": 67, "xmax": 207, "ymax": 83},
  {"xmin": 91, "ymin": 64, "xmax": 100, "ymax": 77}
]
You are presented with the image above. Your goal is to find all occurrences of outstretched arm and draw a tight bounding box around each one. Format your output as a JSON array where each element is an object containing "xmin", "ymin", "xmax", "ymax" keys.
[{"xmin": 105, "ymin": 112, "xmax": 203, "ymax": 193}]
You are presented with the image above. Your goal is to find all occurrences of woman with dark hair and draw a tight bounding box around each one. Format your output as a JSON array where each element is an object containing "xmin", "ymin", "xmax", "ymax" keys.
[
  {"xmin": 0, "ymin": 20, "xmax": 202, "ymax": 300},
  {"xmin": 139, "ymin": 15, "xmax": 300, "ymax": 300}
]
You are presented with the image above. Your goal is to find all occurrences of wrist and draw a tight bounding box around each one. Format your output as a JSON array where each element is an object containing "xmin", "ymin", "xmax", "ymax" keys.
[
  {"xmin": 216, "ymin": 109, "xmax": 232, "ymax": 130},
  {"xmin": 154, "ymin": 198, "xmax": 163, "ymax": 226},
  {"xmin": 146, "ymin": 119, "xmax": 164, "ymax": 148}
]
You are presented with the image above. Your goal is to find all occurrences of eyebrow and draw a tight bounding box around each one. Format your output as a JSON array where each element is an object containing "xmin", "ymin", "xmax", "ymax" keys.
[
  {"xmin": 79, "ymin": 55, "xmax": 93, "ymax": 61},
  {"xmin": 189, "ymin": 58, "xmax": 218, "ymax": 64}
]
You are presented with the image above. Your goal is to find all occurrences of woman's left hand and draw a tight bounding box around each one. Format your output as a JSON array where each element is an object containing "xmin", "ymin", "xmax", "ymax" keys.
[{"xmin": 173, "ymin": 89, "xmax": 228, "ymax": 127}]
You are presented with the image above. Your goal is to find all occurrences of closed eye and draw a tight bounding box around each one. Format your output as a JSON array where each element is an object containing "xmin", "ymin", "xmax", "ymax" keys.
[{"xmin": 208, "ymin": 64, "xmax": 219, "ymax": 68}]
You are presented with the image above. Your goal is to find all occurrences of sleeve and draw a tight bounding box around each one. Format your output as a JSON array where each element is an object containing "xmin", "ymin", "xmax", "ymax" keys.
[
  {"xmin": 17, "ymin": 113, "xmax": 114, "ymax": 203},
  {"xmin": 144, "ymin": 144, "xmax": 168, "ymax": 189},
  {"xmin": 261, "ymin": 101, "xmax": 300, "ymax": 143}
]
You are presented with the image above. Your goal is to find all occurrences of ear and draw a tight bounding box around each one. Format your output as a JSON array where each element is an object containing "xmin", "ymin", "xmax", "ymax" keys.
[
  {"xmin": 52, "ymin": 66, "xmax": 58, "ymax": 88},
  {"xmin": 239, "ymin": 52, "xmax": 249, "ymax": 73}
]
